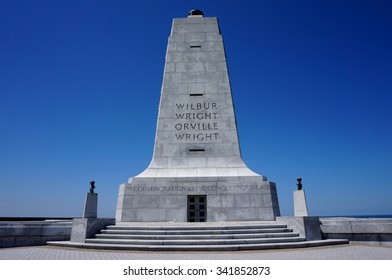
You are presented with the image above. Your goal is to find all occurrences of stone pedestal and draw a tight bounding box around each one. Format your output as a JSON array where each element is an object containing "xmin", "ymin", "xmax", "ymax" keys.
[
  {"xmin": 70, "ymin": 192, "xmax": 115, "ymax": 243},
  {"xmin": 294, "ymin": 190, "xmax": 308, "ymax": 216},
  {"xmin": 83, "ymin": 193, "xmax": 97, "ymax": 218}
]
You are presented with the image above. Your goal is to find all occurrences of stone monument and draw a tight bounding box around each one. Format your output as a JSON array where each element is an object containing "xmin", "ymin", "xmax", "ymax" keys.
[
  {"xmin": 70, "ymin": 182, "xmax": 115, "ymax": 243},
  {"xmin": 116, "ymin": 10, "xmax": 280, "ymax": 222},
  {"xmin": 294, "ymin": 178, "xmax": 309, "ymax": 216},
  {"xmin": 83, "ymin": 181, "xmax": 98, "ymax": 218}
]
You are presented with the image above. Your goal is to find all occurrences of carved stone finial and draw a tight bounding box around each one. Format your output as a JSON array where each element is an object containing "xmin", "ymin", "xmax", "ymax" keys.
[
  {"xmin": 296, "ymin": 178, "xmax": 302, "ymax": 190},
  {"xmin": 89, "ymin": 181, "xmax": 96, "ymax": 193}
]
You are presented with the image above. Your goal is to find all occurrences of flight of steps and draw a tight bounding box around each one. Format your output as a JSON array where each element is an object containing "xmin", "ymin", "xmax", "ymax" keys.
[{"xmin": 48, "ymin": 222, "xmax": 348, "ymax": 251}]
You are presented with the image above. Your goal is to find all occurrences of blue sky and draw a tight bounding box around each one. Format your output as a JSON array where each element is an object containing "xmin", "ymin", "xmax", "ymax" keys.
[{"xmin": 0, "ymin": 0, "xmax": 391, "ymax": 218}]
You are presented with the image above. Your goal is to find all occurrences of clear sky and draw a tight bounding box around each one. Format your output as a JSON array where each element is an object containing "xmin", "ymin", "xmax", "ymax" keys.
[{"xmin": 1, "ymin": 0, "xmax": 391, "ymax": 218}]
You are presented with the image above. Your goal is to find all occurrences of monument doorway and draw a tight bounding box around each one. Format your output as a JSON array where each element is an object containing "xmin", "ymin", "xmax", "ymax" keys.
[{"xmin": 187, "ymin": 195, "xmax": 207, "ymax": 222}]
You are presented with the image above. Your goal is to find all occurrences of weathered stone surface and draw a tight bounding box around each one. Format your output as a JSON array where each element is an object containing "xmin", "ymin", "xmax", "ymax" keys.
[{"xmin": 116, "ymin": 12, "xmax": 280, "ymax": 222}]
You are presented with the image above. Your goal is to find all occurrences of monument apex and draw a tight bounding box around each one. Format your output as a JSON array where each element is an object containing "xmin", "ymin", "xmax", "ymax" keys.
[
  {"xmin": 188, "ymin": 9, "xmax": 204, "ymax": 17},
  {"xmin": 116, "ymin": 12, "xmax": 280, "ymax": 222}
]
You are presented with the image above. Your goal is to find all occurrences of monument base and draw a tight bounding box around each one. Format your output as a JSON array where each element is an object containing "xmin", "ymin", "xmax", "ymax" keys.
[
  {"xmin": 276, "ymin": 216, "xmax": 321, "ymax": 241},
  {"xmin": 116, "ymin": 175, "xmax": 280, "ymax": 222},
  {"xmin": 70, "ymin": 218, "xmax": 115, "ymax": 243}
]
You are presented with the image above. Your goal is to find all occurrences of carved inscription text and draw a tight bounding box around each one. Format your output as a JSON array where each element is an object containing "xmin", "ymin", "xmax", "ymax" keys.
[{"xmin": 174, "ymin": 102, "xmax": 219, "ymax": 142}]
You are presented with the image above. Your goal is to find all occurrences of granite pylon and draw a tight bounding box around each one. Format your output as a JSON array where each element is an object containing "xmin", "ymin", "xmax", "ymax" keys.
[{"xmin": 116, "ymin": 11, "xmax": 280, "ymax": 222}]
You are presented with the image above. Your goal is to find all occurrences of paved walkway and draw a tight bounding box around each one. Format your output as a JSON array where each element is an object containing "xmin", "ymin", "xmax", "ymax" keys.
[{"xmin": 1, "ymin": 244, "xmax": 392, "ymax": 260}]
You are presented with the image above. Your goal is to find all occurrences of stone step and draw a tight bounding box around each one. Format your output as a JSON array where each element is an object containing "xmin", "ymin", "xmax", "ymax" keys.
[
  {"xmin": 106, "ymin": 224, "xmax": 288, "ymax": 231},
  {"xmin": 94, "ymin": 232, "xmax": 300, "ymax": 240},
  {"xmin": 47, "ymin": 220, "xmax": 350, "ymax": 251},
  {"xmin": 48, "ymin": 239, "xmax": 349, "ymax": 251},
  {"xmin": 86, "ymin": 236, "xmax": 305, "ymax": 246},
  {"xmin": 100, "ymin": 228, "xmax": 293, "ymax": 235}
]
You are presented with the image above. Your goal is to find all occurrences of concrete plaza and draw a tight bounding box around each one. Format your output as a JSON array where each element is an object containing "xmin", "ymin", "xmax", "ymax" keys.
[{"xmin": 1, "ymin": 244, "xmax": 392, "ymax": 260}]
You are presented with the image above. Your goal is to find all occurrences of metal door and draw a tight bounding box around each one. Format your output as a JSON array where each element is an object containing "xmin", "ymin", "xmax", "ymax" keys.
[{"xmin": 187, "ymin": 195, "xmax": 207, "ymax": 222}]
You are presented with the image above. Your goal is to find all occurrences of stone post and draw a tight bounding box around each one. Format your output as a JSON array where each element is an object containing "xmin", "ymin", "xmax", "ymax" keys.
[
  {"xmin": 294, "ymin": 190, "xmax": 309, "ymax": 216},
  {"xmin": 83, "ymin": 192, "xmax": 98, "ymax": 218}
]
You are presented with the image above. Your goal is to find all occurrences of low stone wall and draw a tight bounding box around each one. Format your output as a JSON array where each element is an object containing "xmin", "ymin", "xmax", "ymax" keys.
[
  {"xmin": 276, "ymin": 216, "xmax": 322, "ymax": 241},
  {"xmin": 2, "ymin": 217, "xmax": 391, "ymax": 248},
  {"xmin": 320, "ymin": 218, "xmax": 392, "ymax": 246},
  {"xmin": 0, "ymin": 220, "xmax": 72, "ymax": 248}
]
